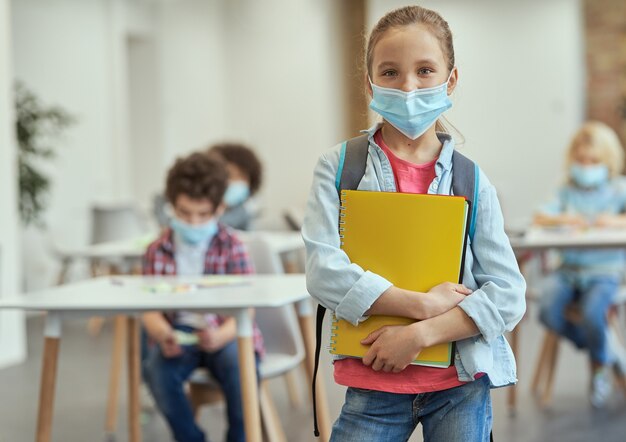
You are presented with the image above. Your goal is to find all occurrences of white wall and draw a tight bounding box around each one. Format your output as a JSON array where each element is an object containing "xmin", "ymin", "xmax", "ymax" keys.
[
  {"xmin": 219, "ymin": 0, "xmax": 346, "ymax": 225},
  {"xmin": 154, "ymin": 0, "xmax": 347, "ymax": 227},
  {"xmin": 11, "ymin": 0, "xmax": 158, "ymax": 290},
  {"xmin": 156, "ymin": 0, "xmax": 227, "ymax": 169},
  {"xmin": 0, "ymin": 0, "xmax": 26, "ymax": 368},
  {"xmin": 367, "ymin": 0, "xmax": 586, "ymax": 226},
  {"xmin": 12, "ymin": 0, "xmax": 121, "ymax": 289}
]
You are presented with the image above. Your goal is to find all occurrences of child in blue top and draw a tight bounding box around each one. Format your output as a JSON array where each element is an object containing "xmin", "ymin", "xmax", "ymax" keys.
[
  {"xmin": 535, "ymin": 121, "xmax": 626, "ymax": 408},
  {"xmin": 303, "ymin": 5, "xmax": 526, "ymax": 442}
]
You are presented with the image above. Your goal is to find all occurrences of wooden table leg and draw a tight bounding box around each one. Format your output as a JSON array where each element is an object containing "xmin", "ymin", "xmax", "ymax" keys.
[
  {"xmin": 127, "ymin": 316, "xmax": 142, "ymax": 442},
  {"xmin": 296, "ymin": 300, "xmax": 331, "ymax": 442},
  {"xmin": 105, "ymin": 315, "xmax": 127, "ymax": 435},
  {"xmin": 36, "ymin": 313, "xmax": 62, "ymax": 442},
  {"xmin": 236, "ymin": 309, "xmax": 262, "ymax": 442}
]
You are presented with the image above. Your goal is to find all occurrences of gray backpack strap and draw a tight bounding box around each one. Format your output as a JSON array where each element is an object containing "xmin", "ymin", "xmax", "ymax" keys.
[
  {"xmin": 335, "ymin": 134, "xmax": 370, "ymax": 194},
  {"xmin": 452, "ymin": 150, "xmax": 479, "ymax": 240}
]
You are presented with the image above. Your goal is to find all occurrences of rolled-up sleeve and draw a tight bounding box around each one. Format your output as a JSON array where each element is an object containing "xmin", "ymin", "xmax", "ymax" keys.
[
  {"xmin": 302, "ymin": 151, "xmax": 392, "ymax": 325},
  {"xmin": 458, "ymin": 176, "xmax": 527, "ymax": 343}
]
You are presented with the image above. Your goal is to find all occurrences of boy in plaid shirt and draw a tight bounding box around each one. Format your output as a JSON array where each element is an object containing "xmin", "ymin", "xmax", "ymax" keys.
[{"xmin": 142, "ymin": 152, "xmax": 263, "ymax": 442}]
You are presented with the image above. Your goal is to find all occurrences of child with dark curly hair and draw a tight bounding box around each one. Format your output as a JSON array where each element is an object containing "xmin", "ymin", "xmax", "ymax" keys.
[
  {"xmin": 142, "ymin": 152, "xmax": 263, "ymax": 442},
  {"xmin": 208, "ymin": 143, "xmax": 263, "ymax": 230}
]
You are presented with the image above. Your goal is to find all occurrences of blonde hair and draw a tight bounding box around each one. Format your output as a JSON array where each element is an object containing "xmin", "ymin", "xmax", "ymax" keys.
[
  {"xmin": 365, "ymin": 5, "xmax": 461, "ymax": 139},
  {"xmin": 566, "ymin": 121, "xmax": 624, "ymax": 182}
]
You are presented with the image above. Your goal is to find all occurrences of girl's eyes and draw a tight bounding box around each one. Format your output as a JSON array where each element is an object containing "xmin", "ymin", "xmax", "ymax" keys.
[{"xmin": 380, "ymin": 68, "xmax": 434, "ymax": 77}]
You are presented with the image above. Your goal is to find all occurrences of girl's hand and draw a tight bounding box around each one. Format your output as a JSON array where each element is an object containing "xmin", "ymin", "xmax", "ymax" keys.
[
  {"xmin": 159, "ymin": 331, "xmax": 183, "ymax": 358},
  {"xmin": 424, "ymin": 282, "xmax": 472, "ymax": 318},
  {"xmin": 361, "ymin": 323, "xmax": 423, "ymax": 373}
]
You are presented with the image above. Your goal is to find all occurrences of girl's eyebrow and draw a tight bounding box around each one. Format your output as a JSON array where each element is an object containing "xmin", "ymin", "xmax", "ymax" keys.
[
  {"xmin": 377, "ymin": 58, "xmax": 440, "ymax": 70},
  {"xmin": 413, "ymin": 58, "xmax": 439, "ymax": 66},
  {"xmin": 377, "ymin": 61, "xmax": 398, "ymax": 69}
]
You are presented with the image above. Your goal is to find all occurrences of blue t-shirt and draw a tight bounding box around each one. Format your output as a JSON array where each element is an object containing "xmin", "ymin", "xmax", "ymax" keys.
[{"xmin": 540, "ymin": 179, "xmax": 626, "ymax": 273}]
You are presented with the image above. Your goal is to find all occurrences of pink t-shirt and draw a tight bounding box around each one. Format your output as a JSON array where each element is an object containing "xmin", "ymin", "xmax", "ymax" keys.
[{"xmin": 333, "ymin": 129, "xmax": 466, "ymax": 393}]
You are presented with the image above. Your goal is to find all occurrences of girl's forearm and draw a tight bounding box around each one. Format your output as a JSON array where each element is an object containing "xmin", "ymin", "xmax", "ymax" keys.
[
  {"xmin": 365, "ymin": 286, "xmax": 430, "ymax": 319},
  {"xmin": 416, "ymin": 306, "xmax": 480, "ymax": 347}
]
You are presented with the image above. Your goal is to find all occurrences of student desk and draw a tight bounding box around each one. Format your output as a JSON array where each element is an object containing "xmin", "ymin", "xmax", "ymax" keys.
[
  {"xmin": 0, "ymin": 274, "xmax": 331, "ymax": 442},
  {"xmin": 507, "ymin": 227, "xmax": 626, "ymax": 413}
]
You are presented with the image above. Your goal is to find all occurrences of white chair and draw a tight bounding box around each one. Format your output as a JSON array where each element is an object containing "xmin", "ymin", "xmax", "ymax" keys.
[
  {"xmin": 188, "ymin": 305, "xmax": 305, "ymax": 441},
  {"xmin": 187, "ymin": 233, "xmax": 306, "ymax": 441}
]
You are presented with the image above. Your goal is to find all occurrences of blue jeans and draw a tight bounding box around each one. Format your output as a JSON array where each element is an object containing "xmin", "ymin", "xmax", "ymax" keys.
[
  {"xmin": 330, "ymin": 374, "xmax": 492, "ymax": 442},
  {"xmin": 144, "ymin": 338, "xmax": 260, "ymax": 442},
  {"xmin": 539, "ymin": 272, "xmax": 618, "ymax": 364}
]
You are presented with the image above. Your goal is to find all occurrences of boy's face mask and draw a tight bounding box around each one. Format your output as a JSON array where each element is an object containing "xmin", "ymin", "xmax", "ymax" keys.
[
  {"xmin": 569, "ymin": 163, "xmax": 609, "ymax": 188},
  {"xmin": 368, "ymin": 71, "xmax": 454, "ymax": 140},
  {"xmin": 170, "ymin": 217, "xmax": 218, "ymax": 245},
  {"xmin": 170, "ymin": 195, "xmax": 221, "ymax": 245}
]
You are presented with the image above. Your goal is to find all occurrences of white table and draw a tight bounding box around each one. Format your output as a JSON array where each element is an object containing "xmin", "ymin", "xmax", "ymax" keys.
[
  {"xmin": 0, "ymin": 274, "xmax": 330, "ymax": 442},
  {"xmin": 510, "ymin": 227, "xmax": 626, "ymax": 252}
]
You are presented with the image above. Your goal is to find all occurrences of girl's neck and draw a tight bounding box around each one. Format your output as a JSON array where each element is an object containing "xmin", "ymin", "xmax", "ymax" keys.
[{"xmin": 380, "ymin": 122, "xmax": 443, "ymax": 164}]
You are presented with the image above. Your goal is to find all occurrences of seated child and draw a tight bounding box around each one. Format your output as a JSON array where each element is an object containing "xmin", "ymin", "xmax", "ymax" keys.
[
  {"xmin": 142, "ymin": 152, "xmax": 264, "ymax": 442},
  {"xmin": 535, "ymin": 121, "xmax": 626, "ymax": 407},
  {"xmin": 207, "ymin": 143, "xmax": 263, "ymax": 230}
]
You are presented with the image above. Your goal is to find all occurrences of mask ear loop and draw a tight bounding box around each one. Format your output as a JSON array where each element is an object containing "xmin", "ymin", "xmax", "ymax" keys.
[{"xmin": 446, "ymin": 67, "xmax": 456, "ymax": 86}]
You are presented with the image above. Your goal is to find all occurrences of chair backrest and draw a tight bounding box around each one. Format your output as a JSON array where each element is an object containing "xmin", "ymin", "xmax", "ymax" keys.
[
  {"xmin": 240, "ymin": 232, "xmax": 284, "ymax": 275},
  {"xmin": 90, "ymin": 204, "xmax": 145, "ymax": 244},
  {"xmin": 239, "ymin": 232, "xmax": 304, "ymax": 358},
  {"xmin": 255, "ymin": 305, "xmax": 304, "ymax": 359}
]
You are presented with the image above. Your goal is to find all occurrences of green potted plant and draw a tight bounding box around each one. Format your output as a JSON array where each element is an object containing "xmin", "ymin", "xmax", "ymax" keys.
[{"xmin": 15, "ymin": 82, "xmax": 74, "ymax": 226}]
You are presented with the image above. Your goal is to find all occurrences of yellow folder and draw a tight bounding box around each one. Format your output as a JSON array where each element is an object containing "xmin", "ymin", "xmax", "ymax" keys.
[{"xmin": 330, "ymin": 190, "xmax": 470, "ymax": 367}]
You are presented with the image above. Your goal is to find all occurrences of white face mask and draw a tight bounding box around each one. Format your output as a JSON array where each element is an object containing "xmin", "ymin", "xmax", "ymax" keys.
[{"xmin": 369, "ymin": 71, "xmax": 454, "ymax": 139}]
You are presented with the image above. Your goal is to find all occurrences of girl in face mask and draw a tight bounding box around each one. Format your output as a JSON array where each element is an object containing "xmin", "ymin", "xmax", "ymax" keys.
[
  {"xmin": 535, "ymin": 121, "xmax": 626, "ymax": 408},
  {"xmin": 207, "ymin": 143, "xmax": 263, "ymax": 231},
  {"xmin": 303, "ymin": 5, "xmax": 526, "ymax": 442}
]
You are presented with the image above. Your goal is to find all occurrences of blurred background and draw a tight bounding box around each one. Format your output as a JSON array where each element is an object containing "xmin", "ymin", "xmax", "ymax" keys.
[{"xmin": 1, "ymin": 0, "xmax": 626, "ymax": 440}]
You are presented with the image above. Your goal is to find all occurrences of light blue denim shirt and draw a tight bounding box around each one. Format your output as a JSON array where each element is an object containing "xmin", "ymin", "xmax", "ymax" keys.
[{"xmin": 302, "ymin": 124, "xmax": 527, "ymax": 388}]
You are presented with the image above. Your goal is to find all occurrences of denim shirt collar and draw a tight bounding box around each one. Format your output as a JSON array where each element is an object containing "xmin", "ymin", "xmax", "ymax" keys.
[{"xmin": 361, "ymin": 123, "xmax": 455, "ymax": 173}]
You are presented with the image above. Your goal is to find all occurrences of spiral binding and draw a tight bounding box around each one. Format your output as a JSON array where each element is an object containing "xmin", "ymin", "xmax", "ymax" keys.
[
  {"xmin": 332, "ymin": 191, "xmax": 348, "ymax": 353},
  {"xmin": 339, "ymin": 190, "xmax": 348, "ymax": 247},
  {"xmin": 328, "ymin": 313, "xmax": 339, "ymax": 353}
]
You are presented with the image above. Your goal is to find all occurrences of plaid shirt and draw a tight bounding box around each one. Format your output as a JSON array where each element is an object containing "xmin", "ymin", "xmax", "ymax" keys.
[{"xmin": 143, "ymin": 224, "xmax": 265, "ymax": 356}]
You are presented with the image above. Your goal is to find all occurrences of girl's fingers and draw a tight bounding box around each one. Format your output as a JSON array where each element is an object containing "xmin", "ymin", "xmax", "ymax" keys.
[
  {"xmin": 361, "ymin": 327, "xmax": 386, "ymax": 344},
  {"xmin": 371, "ymin": 358, "xmax": 384, "ymax": 371},
  {"xmin": 456, "ymin": 285, "xmax": 472, "ymax": 294},
  {"xmin": 362, "ymin": 349, "xmax": 375, "ymax": 366}
]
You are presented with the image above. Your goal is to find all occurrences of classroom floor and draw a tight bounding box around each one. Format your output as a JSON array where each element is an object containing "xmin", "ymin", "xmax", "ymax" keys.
[{"xmin": 1, "ymin": 306, "xmax": 626, "ymax": 442}]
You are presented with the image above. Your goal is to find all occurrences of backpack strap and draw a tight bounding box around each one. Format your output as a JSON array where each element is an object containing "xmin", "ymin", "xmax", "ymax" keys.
[
  {"xmin": 452, "ymin": 150, "xmax": 480, "ymax": 241},
  {"xmin": 335, "ymin": 133, "xmax": 370, "ymax": 194},
  {"xmin": 312, "ymin": 303, "xmax": 326, "ymax": 437}
]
